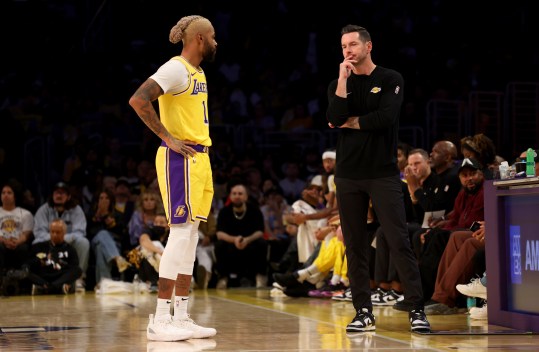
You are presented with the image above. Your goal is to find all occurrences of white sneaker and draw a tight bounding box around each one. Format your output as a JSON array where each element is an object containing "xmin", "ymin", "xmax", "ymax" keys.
[
  {"xmin": 147, "ymin": 314, "xmax": 193, "ymax": 341},
  {"xmin": 469, "ymin": 304, "xmax": 488, "ymax": 320},
  {"xmin": 456, "ymin": 278, "xmax": 487, "ymax": 299},
  {"xmin": 75, "ymin": 279, "xmax": 85, "ymax": 293},
  {"xmin": 172, "ymin": 316, "xmax": 217, "ymax": 338}
]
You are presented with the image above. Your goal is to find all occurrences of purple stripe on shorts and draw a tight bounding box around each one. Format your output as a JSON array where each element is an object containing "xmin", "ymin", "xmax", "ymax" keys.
[{"xmin": 167, "ymin": 149, "xmax": 190, "ymax": 224}]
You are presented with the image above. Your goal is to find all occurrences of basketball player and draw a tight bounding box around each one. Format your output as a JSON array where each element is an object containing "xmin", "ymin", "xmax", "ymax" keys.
[{"xmin": 129, "ymin": 15, "xmax": 217, "ymax": 342}]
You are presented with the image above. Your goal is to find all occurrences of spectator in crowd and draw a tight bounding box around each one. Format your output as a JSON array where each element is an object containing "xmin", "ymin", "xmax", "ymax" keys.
[
  {"xmin": 214, "ymin": 183, "xmax": 267, "ymax": 289},
  {"xmin": 0, "ymin": 183, "xmax": 34, "ymax": 277},
  {"xmin": 310, "ymin": 149, "xmax": 337, "ymax": 210},
  {"xmin": 113, "ymin": 177, "xmax": 136, "ymax": 229},
  {"xmin": 405, "ymin": 148, "xmax": 457, "ymax": 244},
  {"xmin": 26, "ymin": 219, "xmax": 82, "ymax": 295},
  {"xmin": 33, "ymin": 182, "xmax": 89, "ymax": 291},
  {"xmin": 460, "ymin": 134, "xmax": 497, "ymax": 179},
  {"xmin": 88, "ymin": 189, "xmax": 131, "ymax": 288},
  {"xmin": 128, "ymin": 189, "xmax": 164, "ymax": 247},
  {"xmin": 414, "ymin": 158, "xmax": 485, "ymax": 301},
  {"xmin": 261, "ymin": 186, "xmax": 291, "ymax": 279},
  {"xmin": 282, "ymin": 183, "xmax": 333, "ymax": 272},
  {"xmin": 130, "ymin": 213, "xmax": 170, "ymax": 293},
  {"xmin": 428, "ymin": 140, "xmax": 461, "ymax": 213},
  {"xmin": 273, "ymin": 215, "xmax": 348, "ymax": 298},
  {"xmin": 424, "ymin": 221, "xmax": 486, "ymax": 314}
]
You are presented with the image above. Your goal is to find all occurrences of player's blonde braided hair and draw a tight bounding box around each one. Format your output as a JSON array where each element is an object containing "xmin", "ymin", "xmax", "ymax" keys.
[{"xmin": 169, "ymin": 15, "xmax": 207, "ymax": 44}]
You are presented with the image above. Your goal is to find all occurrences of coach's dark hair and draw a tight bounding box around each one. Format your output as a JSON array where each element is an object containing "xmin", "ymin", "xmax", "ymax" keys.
[{"xmin": 341, "ymin": 25, "xmax": 371, "ymax": 42}]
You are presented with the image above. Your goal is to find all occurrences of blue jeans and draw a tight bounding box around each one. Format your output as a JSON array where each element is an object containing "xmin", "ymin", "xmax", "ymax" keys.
[{"xmin": 91, "ymin": 230, "xmax": 121, "ymax": 284}]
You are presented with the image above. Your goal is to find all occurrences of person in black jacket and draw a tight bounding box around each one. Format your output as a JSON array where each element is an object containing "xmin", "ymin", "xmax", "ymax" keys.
[
  {"xmin": 325, "ymin": 24, "xmax": 430, "ymax": 333},
  {"xmin": 26, "ymin": 219, "xmax": 82, "ymax": 294}
]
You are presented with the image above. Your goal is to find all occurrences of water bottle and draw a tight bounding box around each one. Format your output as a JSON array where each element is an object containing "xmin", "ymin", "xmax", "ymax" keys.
[
  {"xmin": 499, "ymin": 161, "xmax": 509, "ymax": 180},
  {"xmin": 526, "ymin": 148, "xmax": 536, "ymax": 177},
  {"xmin": 467, "ymin": 297, "xmax": 476, "ymax": 311}
]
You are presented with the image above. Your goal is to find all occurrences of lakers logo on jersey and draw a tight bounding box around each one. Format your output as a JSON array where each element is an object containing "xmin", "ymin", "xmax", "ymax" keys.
[
  {"xmin": 192, "ymin": 79, "xmax": 207, "ymax": 95},
  {"xmin": 174, "ymin": 206, "xmax": 186, "ymax": 217},
  {"xmin": 1, "ymin": 218, "xmax": 16, "ymax": 234}
]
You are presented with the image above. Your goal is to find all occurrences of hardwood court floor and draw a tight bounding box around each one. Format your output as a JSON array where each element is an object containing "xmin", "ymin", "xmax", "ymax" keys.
[{"xmin": 1, "ymin": 287, "xmax": 538, "ymax": 351}]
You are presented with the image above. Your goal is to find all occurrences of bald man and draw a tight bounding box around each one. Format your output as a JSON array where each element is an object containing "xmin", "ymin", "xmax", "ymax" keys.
[
  {"xmin": 429, "ymin": 140, "xmax": 461, "ymax": 215},
  {"xmin": 129, "ymin": 15, "xmax": 217, "ymax": 342}
]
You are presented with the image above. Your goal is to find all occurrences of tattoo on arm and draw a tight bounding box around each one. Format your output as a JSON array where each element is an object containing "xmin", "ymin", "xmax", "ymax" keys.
[{"xmin": 132, "ymin": 80, "xmax": 169, "ymax": 140}]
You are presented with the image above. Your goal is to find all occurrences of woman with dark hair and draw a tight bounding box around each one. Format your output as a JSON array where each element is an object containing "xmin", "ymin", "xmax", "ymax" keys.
[
  {"xmin": 460, "ymin": 133, "xmax": 497, "ymax": 179},
  {"xmin": 88, "ymin": 189, "xmax": 130, "ymax": 288},
  {"xmin": 0, "ymin": 182, "xmax": 34, "ymax": 284}
]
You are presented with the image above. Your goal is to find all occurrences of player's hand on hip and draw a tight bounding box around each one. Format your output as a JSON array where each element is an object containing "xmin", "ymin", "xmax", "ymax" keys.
[{"xmin": 168, "ymin": 138, "xmax": 197, "ymax": 157}]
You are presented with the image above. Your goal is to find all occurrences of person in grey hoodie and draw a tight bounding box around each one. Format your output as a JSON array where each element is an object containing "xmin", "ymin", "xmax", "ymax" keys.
[{"xmin": 33, "ymin": 182, "xmax": 88, "ymax": 291}]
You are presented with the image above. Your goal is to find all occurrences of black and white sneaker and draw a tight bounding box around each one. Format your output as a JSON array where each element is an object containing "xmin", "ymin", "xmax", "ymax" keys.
[
  {"xmin": 409, "ymin": 309, "xmax": 431, "ymax": 333},
  {"xmin": 346, "ymin": 308, "xmax": 376, "ymax": 332},
  {"xmin": 332, "ymin": 287, "xmax": 353, "ymax": 301},
  {"xmin": 372, "ymin": 289, "xmax": 404, "ymax": 306}
]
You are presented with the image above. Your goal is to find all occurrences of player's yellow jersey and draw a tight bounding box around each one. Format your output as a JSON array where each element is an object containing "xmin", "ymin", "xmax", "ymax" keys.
[{"xmin": 157, "ymin": 56, "xmax": 211, "ymax": 146}]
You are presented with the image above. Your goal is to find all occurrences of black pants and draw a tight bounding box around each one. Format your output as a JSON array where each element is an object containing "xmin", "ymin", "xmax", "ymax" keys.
[
  {"xmin": 336, "ymin": 175, "xmax": 424, "ymax": 312},
  {"xmin": 214, "ymin": 237, "xmax": 268, "ymax": 283},
  {"xmin": 416, "ymin": 227, "xmax": 451, "ymax": 300},
  {"xmin": 27, "ymin": 266, "xmax": 82, "ymax": 292}
]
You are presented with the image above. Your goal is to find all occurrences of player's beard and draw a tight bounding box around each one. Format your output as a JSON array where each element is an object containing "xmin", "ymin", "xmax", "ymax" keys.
[{"xmin": 202, "ymin": 44, "xmax": 216, "ymax": 63}]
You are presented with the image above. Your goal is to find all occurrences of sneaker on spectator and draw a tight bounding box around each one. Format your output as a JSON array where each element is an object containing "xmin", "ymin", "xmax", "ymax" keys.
[
  {"xmin": 172, "ymin": 315, "xmax": 217, "ymax": 338},
  {"xmin": 372, "ymin": 289, "xmax": 404, "ymax": 306},
  {"xmin": 370, "ymin": 287, "xmax": 387, "ymax": 301},
  {"xmin": 272, "ymin": 281, "xmax": 285, "ymax": 291},
  {"xmin": 115, "ymin": 256, "xmax": 131, "ymax": 273},
  {"xmin": 147, "ymin": 314, "xmax": 193, "ymax": 341},
  {"xmin": 332, "ymin": 287, "xmax": 352, "ymax": 301},
  {"xmin": 456, "ymin": 278, "xmax": 487, "ymax": 299},
  {"xmin": 409, "ymin": 309, "xmax": 431, "ymax": 333},
  {"xmin": 270, "ymin": 287, "xmax": 287, "ymax": 297},
  {"xmin": 346, "ymin": 308, "xmax": 376, "ymax": 332},
  {"xmin": 309, "ymin": 282, "xmax": 345, "ymax": 298},
  {"xmin": 469, "ymin": 304, "xmax": 488, "ymax": 320},
  {"xmin": 75, "ymin": 278, "xmax": 85, "ymax": 292}
]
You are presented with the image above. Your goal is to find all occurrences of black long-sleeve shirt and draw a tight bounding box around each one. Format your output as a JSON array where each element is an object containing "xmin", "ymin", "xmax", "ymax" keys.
[{"xmin": 326, "ymin": 66, "xmax": 403, "ymax": 180}]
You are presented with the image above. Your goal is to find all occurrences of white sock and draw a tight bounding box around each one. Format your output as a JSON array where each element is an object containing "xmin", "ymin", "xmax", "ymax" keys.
[
  {"xmin": 155, "ymin": 298, "xmax": 171, "ymax": 319},
  {"xmin": 297, "ymin": 265, "xmax": 319, "ymax": 282},
  {"xmin": 173, "ymin": 295, "xmax": 189, "ymax": 320},
  {"xmin": 329, "ymin": 274, "xmax": 341, "ymax": 286}
]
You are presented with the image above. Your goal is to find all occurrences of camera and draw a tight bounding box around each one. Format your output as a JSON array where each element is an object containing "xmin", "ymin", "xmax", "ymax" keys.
[{"xmin": 469, "ymin": 221, "xmax": 481, "ymax": 232}]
